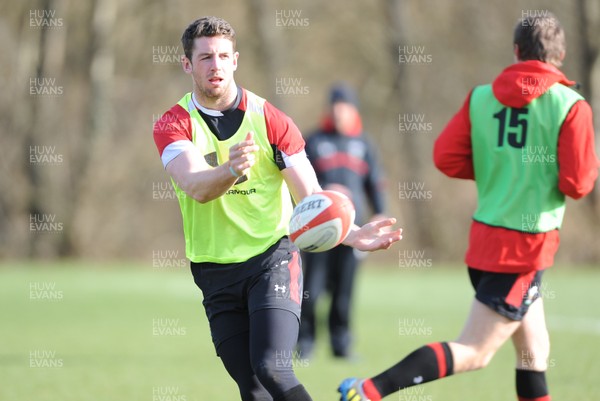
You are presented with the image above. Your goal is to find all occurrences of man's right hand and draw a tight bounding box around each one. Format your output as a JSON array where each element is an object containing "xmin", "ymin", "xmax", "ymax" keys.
[
  {"xmin": 166, "ymin": 131, "xmax": 259, "ymax": 203},
  {"xmin": 228, "ymin": 131, "xmax": 259, "ymax": 177}
]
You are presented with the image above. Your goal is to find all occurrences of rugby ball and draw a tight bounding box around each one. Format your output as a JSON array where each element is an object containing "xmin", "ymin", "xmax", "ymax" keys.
[{"xmin": 290, "ymin": 191, "xmax": 355, "ymax": 252}]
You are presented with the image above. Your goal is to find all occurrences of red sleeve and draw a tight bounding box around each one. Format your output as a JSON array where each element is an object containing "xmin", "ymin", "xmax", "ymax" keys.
[
  {"xmin": 557, "ymin": 100, "xmax": 599, "ymax": 199},
  {"xmin": 264, "ymin": 101, "xmax": 305, "ymax": 156},
  {"xmin": 433, "ymin": 92, "xmax": 474, "ymax": 179},
  {"xmin": 152, "ymin": 104, "xmax": 192, "ymax": 157}
]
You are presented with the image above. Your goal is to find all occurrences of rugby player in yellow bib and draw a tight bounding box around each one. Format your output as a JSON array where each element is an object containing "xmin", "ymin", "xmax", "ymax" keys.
[{"xmin": 153, "ymin": 16, "xmax": 402, "ymax": 401}]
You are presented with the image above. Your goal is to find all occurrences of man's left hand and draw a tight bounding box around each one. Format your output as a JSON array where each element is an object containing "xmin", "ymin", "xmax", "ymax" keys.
[{"xmin": 343, "ymin": 218, "xmax": 402, "ymax": 252}]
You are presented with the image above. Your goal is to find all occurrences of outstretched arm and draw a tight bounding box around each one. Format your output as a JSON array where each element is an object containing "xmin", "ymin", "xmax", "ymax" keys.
[
  {"xmin": 280, "ymin": 158, "xmax": 322, "ymax": 204},
  {"xmin": 282, "ymin": 161, "xmax": 402, "ymax": 252}
]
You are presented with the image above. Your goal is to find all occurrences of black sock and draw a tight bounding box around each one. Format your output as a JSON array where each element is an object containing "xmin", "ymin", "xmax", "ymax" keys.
[
  {"xmin": 516, "ymin": 369, "xmax": 550, "ymax": 400},
  {"xmin": 370, "ymin": 342, "xmax": 454, "ymax": 398},
  {"xmin": 273, "ymin": 384, "xmax": 312, "ymax": 401}
]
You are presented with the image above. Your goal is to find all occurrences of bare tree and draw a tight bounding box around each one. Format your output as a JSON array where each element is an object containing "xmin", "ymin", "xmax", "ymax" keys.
[
  {"xmin": 383, "ymin": 0, "xmax": 436, "ymax": 250},
  {"xmin": 25, "ymin": 0, "xmax": 53, "ymax": 257},
  {"xmin": 246, "ymin": 0, "xmax": 287, "ymax": 108},
  {"xmin": 60, "ymin": 0, "xmax": 116, "ymax": 256}
]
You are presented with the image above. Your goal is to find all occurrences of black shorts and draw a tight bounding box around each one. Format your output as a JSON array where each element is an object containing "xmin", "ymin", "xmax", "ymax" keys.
[
  {"xmin": 190, "ymin": 237, "xmax": 303, "ymax": 352},
  {"xmin": 468, "ymin": 267, "xmax": 544, "ymax": 321}
]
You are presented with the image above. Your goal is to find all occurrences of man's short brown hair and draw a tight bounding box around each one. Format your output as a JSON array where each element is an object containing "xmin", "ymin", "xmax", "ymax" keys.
[
  {"xmin": 181, "ymin": 16, "xmax": 236, "ymax": 61},
  {"xmin": 513, "ymin": 12, "xmax": 565, "ymax": 67}
]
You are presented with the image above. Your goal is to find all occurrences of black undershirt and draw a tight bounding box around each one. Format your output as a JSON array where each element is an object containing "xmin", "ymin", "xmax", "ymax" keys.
[{"xmin": 197, "ymin": 86, "xmax": 245, "ymax": 141}]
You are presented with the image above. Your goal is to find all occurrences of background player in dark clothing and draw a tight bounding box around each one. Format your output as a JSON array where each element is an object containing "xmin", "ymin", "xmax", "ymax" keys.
[{"xmin": 298, "ymin": 83, "xmax": 387, "ymax": 359}]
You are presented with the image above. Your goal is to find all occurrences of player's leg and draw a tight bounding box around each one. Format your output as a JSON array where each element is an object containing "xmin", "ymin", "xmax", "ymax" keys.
[
  {"xmin": 511, "ymin": 289, "xmax": 551, "ymax": 400},
  {"xmin": 448, "ymin": 298, "xmax": 521, "ymax": 372},
  {"xmin": 191, "ymin": 261, "xmax": 272, "ymax": 401},
  {"xmin": 250, "ymin": 308, "xmax": 312, "ymax": 401},
  {"xmin": 340, "ymin": 268, "xmax": 530, "ymax": 400},
  {"xmin": 343, "ymin": 299, "xmax": 520, "ymax": 400},
  {"xmin": 297, "ymin": 250, "xmax": 329, "ymax": 358},
  {"xmin": 450, "ymin": 268, "xmax": 542, "ymax": 373},
  {"xmin": 215, "ymin": 326, "xmax": 272, "ymax": 401},
  {"xmin": 249, "ymin": 240, "xmax": 313, "ymax": 401},
  {"xmin": 328, "ymin": 245, "xmax": 359, "ymax": 357}
]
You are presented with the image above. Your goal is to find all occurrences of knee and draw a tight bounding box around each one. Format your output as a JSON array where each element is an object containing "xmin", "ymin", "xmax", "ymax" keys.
[
  {"xmin": 469, "ymin": 348, "xmax": 495, "ymax": 370},
  {"xmin": 252, "ymin": 351, "xmax": 294, "ymax": 388},
  {"xmin": 515, "ymin": 329, "xmax": 550, "ymax": 371},
  {"xmin": 229, "ymin": 370, "xmax": 270, "ymax": 401},
  {"xmin": 253, "ymin": 359, "xmax": 276, "ymax": 384},
  {"xmin": 452, "ymin": 344, "xmax": 496, "ymax": 372}
]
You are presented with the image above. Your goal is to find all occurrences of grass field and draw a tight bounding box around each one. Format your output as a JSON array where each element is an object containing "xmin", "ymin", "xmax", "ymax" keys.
[{"xmin": 1, "ymin": 262, "xmax": 599, "ymax": 400}]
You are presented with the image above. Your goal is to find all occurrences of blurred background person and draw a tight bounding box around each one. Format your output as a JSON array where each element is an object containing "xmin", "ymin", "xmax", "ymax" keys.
[{"xmin": 297, "ymin": 83, "xmax": 388, "ymax": 359}]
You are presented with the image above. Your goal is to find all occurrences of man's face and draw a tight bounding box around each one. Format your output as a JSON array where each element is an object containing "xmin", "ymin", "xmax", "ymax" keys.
[
  {"xmin": 332, "ymin": 102, "xmax": 357, "ymax": 135},
  {"xmin": 183, "ymin": 35, "xmax": 238, "ymax": 103}
]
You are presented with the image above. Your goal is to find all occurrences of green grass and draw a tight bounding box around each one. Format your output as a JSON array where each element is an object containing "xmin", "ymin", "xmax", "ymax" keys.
[{"xmin": 1, "ymin": 262, "xmax": 599, "ymax": 400}]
